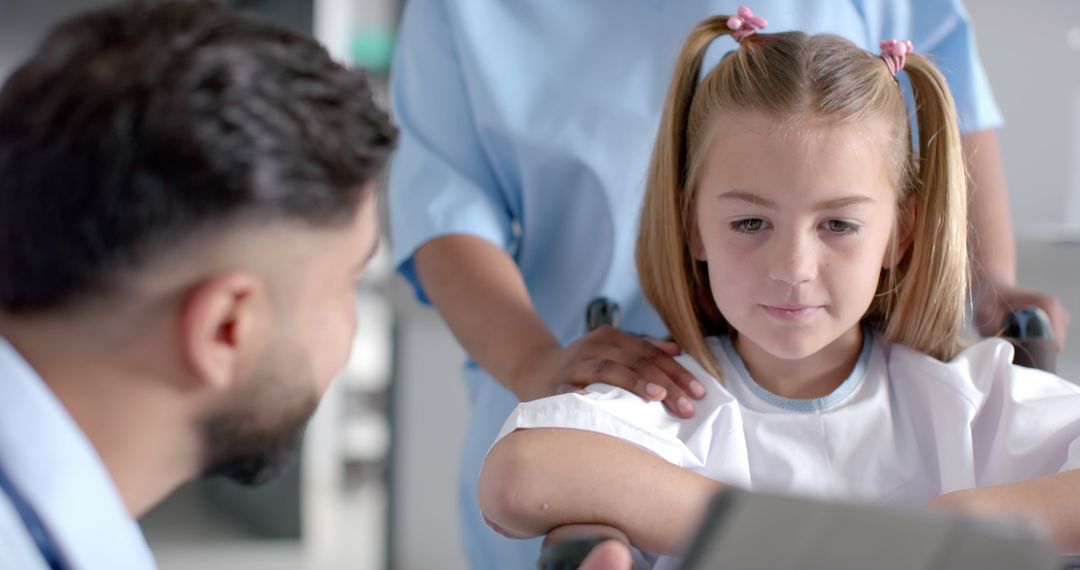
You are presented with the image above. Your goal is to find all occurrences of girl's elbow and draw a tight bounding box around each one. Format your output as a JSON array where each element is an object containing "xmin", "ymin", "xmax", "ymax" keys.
[{"xmin": 477, "ymin": 435, "xmax": 548, "ymax": 538}]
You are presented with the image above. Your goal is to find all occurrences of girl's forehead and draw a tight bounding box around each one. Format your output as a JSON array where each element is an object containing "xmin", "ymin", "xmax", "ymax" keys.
[
  {"xmin": 706, "ymin": 110, "xmax": 893, "ymax": 150},
  {"xmin": 699, "ymin": 111, "xmax": 899, "ymax": 200}
]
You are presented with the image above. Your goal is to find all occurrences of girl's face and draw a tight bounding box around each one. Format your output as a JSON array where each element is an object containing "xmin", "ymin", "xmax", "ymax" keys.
[{"xmin": 692, "ymin": 111, "xmax": 906, "ymax": 364}]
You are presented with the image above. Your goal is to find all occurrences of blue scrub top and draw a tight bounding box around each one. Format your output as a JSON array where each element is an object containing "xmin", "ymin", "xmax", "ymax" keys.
[{"xmin": 388, "ymin": 1, "xmax": 1002, "ymax": 567}]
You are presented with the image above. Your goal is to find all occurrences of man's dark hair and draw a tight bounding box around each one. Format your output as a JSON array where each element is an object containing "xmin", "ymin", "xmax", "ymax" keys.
[{"xmin": 0, "ymin": 1, "xmax": 397, "ymax": 313}]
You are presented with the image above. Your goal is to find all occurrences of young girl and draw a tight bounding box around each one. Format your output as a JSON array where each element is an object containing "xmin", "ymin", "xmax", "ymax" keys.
[{"xmin": 478, "ymin": 8, "xmax": 1080, "ymax": 568}]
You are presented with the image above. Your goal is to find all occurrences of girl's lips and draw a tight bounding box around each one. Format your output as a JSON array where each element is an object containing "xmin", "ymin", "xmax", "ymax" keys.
[{"xmin": 761, "ymin": 304, "xmax": 824, "ymax": 321}]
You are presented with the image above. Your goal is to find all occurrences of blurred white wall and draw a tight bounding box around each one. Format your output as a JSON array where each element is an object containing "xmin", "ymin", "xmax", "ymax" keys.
[
  {"xmin": 966, "ymin": 0, "xmax": 1080, "ymax": 237},
  {"xmin": 390, "ymin": 294, "xmax": 469, "ymax": 570}
]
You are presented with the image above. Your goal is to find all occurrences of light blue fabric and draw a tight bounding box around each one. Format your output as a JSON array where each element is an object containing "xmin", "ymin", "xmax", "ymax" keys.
[
  {"xmin": 0, "ymin": 337, "xmax": 157, "ymax": 570},
  {"xmin": 719, "ymin": 329, "xmax": 873, "ymax": 413},
  {"xmin": 388, "ymin": 1, "xmax": 1001, "ymax": 567}
]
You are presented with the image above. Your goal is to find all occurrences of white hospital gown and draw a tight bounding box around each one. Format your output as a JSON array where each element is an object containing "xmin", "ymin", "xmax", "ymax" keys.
[{"xmin": 492, "ymin": 332, "xmax": 1080, "ymax": 569}]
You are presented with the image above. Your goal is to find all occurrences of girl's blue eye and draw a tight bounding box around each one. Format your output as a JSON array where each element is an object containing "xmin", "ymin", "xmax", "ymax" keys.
[
  {"xmin": 731, "ymin": 218, "xmax": 765, "ymax": 233},
  {"xmin": 824, "ymin": 219, "xmax": 859, "ymax": 234}
]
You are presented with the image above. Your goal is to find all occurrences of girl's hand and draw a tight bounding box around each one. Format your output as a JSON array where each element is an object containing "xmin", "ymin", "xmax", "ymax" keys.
[
  {"xmin": 510, "ymin": 325, "xmax": 705, "ymax": 418},
  {"xmin": 929, "ymin": 488, "xmax": 987, "ymax": 516},
  {"xmin": 544, "ymin": 524, "xmax": 634, "ymax": 570},
  {"xmin": 580, "ymin": 539, "xmax": 634, "ymax": 570},
  {"xmin": 930, "ymin": 473, "xmax": 1080, "ymax": 554},
  {"xmin": 930, "ymin": 487, "xmax": 1018, "ymax": 521}
]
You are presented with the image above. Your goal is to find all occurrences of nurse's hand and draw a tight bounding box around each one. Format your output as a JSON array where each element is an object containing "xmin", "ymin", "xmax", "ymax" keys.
[
  {"xmin": 511, "ymin": 325, "xmax": 705, "ymax": 418},
  {"xmin": 973, "ymin": 283, "xmax": 1070, "ymax": 352}
]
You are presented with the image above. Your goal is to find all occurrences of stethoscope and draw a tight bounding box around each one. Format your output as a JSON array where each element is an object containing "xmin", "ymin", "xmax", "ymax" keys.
[
  {"xmin": 0, "ymin": 463, "xmax": 66, "ymax": 570},
  {"xmin": 585, "ymin": 297, "xmax": 620, "ymax": 331}
]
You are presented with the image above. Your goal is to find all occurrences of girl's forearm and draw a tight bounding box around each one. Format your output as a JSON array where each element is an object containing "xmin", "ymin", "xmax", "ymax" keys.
[
  {"xmin": 478, "ymin": 428, "xmax": 724, "ymax": 554},
  {"xmin": 933, "ymin": 470, "xmax": 1080, "ymax": 553}
]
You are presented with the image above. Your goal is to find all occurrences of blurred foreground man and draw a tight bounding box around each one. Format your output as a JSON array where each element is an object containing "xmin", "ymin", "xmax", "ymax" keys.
[{"xmin": 0, "ymin": 2, "xmax": 396, "ymax": 568}]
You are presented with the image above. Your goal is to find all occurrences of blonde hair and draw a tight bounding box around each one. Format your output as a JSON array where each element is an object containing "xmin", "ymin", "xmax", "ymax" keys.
[{"xmin": 636, "ymin": 17, "xmax": 968, "ymax": 381}]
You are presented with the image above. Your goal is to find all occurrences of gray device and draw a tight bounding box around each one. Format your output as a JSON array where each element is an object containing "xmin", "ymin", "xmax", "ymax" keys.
[{"xmin": 679, "ymin": 489, "xmax": 1061, "ymax": 570}]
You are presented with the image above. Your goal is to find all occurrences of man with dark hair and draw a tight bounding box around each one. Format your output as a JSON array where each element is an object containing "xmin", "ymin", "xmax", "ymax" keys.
[{"xmin": 0, "ymin": 2, "xmax": 396, "ymax": 567}]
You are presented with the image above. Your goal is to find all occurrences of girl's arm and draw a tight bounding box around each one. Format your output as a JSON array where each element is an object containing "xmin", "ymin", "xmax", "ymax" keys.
[
  {"xmin": 932, "ymin": 470, "xmax": 1080, "ymax": 553},
  {"xmin": 478, "ymin": 427, "xmax": 724, "ymax": 555}
]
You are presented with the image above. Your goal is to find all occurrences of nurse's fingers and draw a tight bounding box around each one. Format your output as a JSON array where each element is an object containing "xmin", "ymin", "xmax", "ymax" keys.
[
  {"xmin": 569, "ymin": 357, "xmax": 666, "ymax": 400},
  {"xmin": 1037, "ymin": 296, "xmax": 1070, "ymax": 352},
  {"xmin": 571, "ymin": 327, "xmax": 702, "ymax": 414},
  {"xmin": 568, "ymin": 353, "xmax": 695, "ymax": 418},
  {"xmin": 618, "ymin": 334, "xmax": 704, "ymax": 399},
  {"xmin": 554, "ymin": 383, "xmax": 588, "ymax": 395},
  {"xmin": 601, "ymin": 341, "xmax": 698, "ymax": 416},
  {"xmin": 629, "ymin": 359, "xmax": 696, "ymax": 418},
  {"xmin": 643, "ymin": 337, "xmax": 682, "ymax": 356},
  {"xmin": 974, "ymin": 286, "xmax": 1071, "ymax": 352},
  {"xmin": 649, "ymin": 348, "xmax": 705, "ymax": 398},
  {"xmin": 1054, "ymin": 307, "xmax": 1070, "ymax": 353},
  {"xmin": 1013, "ymin": 294, "xmax": 1069, "ymax": 352}
]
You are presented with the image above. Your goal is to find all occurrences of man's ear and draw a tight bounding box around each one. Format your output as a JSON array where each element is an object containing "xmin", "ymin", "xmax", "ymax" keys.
[
  {"xmin": 884, "ymin": 195, "xmax": 918, "ymax": 269},
  {"xmin": 179, "ymin": 271, "xmax": 269, "ymax": 391}
]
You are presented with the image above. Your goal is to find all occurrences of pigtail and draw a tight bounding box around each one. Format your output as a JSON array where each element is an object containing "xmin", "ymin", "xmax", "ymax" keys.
[
  {"xmin": 881, "ymin": 54, "xmax": 968, "ymax": 360},
  {"xmin": 636, "ymin": 16, "xmax": 734, "ymax": 381}
]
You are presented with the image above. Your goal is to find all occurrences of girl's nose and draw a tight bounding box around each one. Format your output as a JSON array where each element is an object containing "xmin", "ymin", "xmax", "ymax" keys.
[{"xmin": 768, "ymin": 231, "xmax": 818, "ymax": 286}]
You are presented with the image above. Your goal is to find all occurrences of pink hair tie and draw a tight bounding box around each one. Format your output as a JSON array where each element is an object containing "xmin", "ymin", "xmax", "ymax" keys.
[
  {"xmin": 880, "ymin": 39, "xmax": 913, "ymax": 76},
  {"xmin": 727, "ymin": 6, "xmax": 767, "ymax": 43}
]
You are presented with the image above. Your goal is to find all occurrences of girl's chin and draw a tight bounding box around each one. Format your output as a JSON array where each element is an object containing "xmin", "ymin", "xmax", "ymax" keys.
[{"xmin": 735, "ymin": 325, "xmax": 856, "ymax": 363}]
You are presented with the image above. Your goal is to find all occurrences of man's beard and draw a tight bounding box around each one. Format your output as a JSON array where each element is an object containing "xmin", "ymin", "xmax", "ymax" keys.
[{"xmin": 198, "ymin": 342, "xmax": 320, "ymax": 486}]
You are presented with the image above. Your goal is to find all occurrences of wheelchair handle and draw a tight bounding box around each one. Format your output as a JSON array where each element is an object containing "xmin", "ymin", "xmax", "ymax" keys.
[{"xmin": 1003, "ymin": 306, "xmax": 1056, "ymax": 374}]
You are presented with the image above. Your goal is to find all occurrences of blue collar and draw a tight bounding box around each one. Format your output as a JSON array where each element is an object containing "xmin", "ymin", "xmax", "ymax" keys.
[
  {"xmin": 0, "ymin": 464, "xmax": 65, "ymax": 569},
  {"xmin": 719, "ymin": 329, "xmax": 873, "ymax": 413},
  {"xmin": 0, "ymin": 337, "xmax": 156, "ymax": 569}
]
